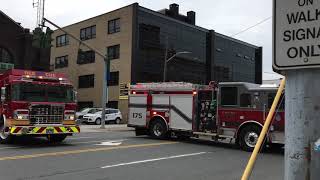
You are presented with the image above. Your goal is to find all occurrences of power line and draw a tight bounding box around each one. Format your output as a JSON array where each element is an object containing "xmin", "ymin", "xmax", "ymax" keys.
[{"xmin": 230, "ymin": 16, "xmax": 272, "ymax": 37}]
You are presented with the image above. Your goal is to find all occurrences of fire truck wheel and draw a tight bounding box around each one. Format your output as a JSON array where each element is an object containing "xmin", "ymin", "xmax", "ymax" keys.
[
  {"xmin": 0, "ymin": 116, "xmax": 13, "ymax": 144},
  {"xmin": 95, "ymin": 118, "xmax": 102, "ymax": 125},
  {"xmin": 239, "ymin": 125, "xmax": 262, "ymax": 152},
  {"xmin": 47, "ymin": 134, "xmax": 67, "ymax": 143},
  {"xmin": 149, "ymin": 119, "xmax": 168, "ymax": 139}
]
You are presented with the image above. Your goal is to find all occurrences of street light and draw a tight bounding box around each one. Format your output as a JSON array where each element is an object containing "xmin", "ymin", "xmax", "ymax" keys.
[
  {"xmin": 163, "ymin": 51, "xmax": 191, "ymax": 82},
  {"xmin": 42, "ymin": 18, "xmax": 109, "ymax": 129}
]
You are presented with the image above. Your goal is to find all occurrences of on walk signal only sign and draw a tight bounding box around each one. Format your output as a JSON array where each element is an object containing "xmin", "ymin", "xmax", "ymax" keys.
[{"xmin": 273, "ymin": 0, "xmax": 320, "ymax": 70}]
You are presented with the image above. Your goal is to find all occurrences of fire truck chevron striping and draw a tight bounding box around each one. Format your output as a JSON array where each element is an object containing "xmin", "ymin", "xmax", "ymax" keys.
[
  {"xmin": 10, "ymin": 126, "xmax": 80, "ymax": 135},
  {"xmin": 0, "ymin": 69, "xmax": 79, "ymax": 143},
  {"xmin": 128, "ymin": 82, "xmax": 285, "ymax": 151}
]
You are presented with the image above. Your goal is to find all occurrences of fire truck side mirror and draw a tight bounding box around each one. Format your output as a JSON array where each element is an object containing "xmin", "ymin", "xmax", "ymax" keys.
[
  {"xmin": 1, "ymin": 87, "xmax": 6, "ymax": 102},
  {"xmin": 73, "ymin": 90, "xmax": 78, "ymax": 103}
]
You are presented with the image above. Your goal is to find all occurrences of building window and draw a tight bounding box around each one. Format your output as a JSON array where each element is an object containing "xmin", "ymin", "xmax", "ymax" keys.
[
  {"xmin": 221, "ymin": 87, "xmax": 238, "ymax": 106},
  {"xmin": 108, "ymin": 71, "xmax": 119, "ymax": 86},
  {"xmin": 236, "ymin": 53, "xmax": 243, "ymax": 58},
  {"xmin": 55, "ymin": 55, "xmax": 68, "ymax": 69},
  {"xmin": 78, "ymin": 74, "xmax": 94, "ymax": 88},
  {"xmin": 216, "ymin": 48, "xmax": 223, "ymax": 52},
  {"xmin": 56, "ymin": 34, "xmax": 69, "ymax": 47},
  {"xmin": 139, "ymin": 23, "xmax": 160, "ymax": 49},
  {"xmin": 77, "ymin": 50, "xmax": 95, "ymax": 64},
  {"xmin": 240, "ymin": 93, "xmax": 251, "ymax": 107},
  {"xmin": 106, "ymin": 101, "xmax": 118, "ymax": 109},
  {"xmin": 80, "ymin": 25, "xmax": 96, "ymax": 40},
  {"xmin": 107, "ymin": 45, "xmax": 120, "ymax": 60},
  {"xmin": 0, "ymin": 47, "xmax": 13, "ymax": 63},
  {"xmin": 108, "ymin": 18, "xmax": 120, "ymax": 34}
]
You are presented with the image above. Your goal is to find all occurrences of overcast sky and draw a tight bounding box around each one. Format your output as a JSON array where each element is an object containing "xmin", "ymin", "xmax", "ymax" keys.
[{"xmin": 2, "ymin": 0, "xmax": 282, "ymax": 80}]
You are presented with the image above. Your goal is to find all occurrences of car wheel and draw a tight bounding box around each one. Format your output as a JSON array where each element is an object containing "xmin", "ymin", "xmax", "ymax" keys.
[
  {"xmin": 95, "ymin": 118, "xmax": 101, "ymax": 125},
  {"xmin": 149, "ymin": 119, "xmax": 168, "ymax": 139},
  {"xmin": 115, "ymin": 118, "xmax": 121, "ymax": 124}
]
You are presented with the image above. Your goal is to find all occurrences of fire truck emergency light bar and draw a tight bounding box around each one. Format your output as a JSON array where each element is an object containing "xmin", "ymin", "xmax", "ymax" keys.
[{"xmin": 130, "ymin": 82, "xmax": 197, "ymax": 90}]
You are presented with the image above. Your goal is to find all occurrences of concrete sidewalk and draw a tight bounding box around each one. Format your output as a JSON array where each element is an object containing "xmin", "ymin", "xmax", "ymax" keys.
[{"xmin": 79, "ymin": 124, "xmax": 134, "ymax": 133}]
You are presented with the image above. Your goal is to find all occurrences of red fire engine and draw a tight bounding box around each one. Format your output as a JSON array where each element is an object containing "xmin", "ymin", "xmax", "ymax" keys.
[
  {"xmin": 0, "ymin": 69, "xmax": 80, "ymax": 143},
  {"xmin": 128, "ymin": 82, "xmax": 284, "ymax": 151}
]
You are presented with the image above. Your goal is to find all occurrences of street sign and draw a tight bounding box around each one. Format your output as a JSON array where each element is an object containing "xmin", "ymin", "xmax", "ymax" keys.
[
  {"xmin": 273, "ymin": 0, "xmax": 320, "ymax": 70},
  {"xmin": 119, "ymin": 83, "xmax": 130, "ymax": 100}
]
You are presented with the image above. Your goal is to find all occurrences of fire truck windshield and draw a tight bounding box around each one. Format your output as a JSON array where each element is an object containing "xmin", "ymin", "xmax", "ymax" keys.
[{"xmin": 11, "ymin": 83, "xmax": 74, "ymax": 103}]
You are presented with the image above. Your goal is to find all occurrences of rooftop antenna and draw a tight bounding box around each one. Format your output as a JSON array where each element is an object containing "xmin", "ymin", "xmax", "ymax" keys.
[{"xmin": 33, "ymin": 0, "xmax": 45, "ymax": 29}]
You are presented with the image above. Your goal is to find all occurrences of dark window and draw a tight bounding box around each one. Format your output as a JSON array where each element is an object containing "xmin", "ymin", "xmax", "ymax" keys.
[
  {"xmin": 0, "ymin": 47, "xmax": 13, "ymax": 63},
  {"xmin": 108, "ymin": 71, "xmax": 119, "ymax": 86},
  {"xmin": 221, "ymin": 87, "xmax": 238, "ymax": 106},
  {"xmin": 107, "ymin": 45, "xmax": 120, "ymax": 60},
  {"xmin": 78, "ymin": 101, "xmax": 93, "ymax": 111},
  {"xmin": 77, "ymin": 50, "xmax": 95, "ymax": 64},
  {"xmin": 268, "ymin": 93, "xmax": 285, "ymax": 110},
  {"xmin": 107, "ymin": 101, "xmax": 118, "ymax": 109},
  {"xmin": 214, "ymin": 66, "xmax": 229, "ymax": 81},
  {"xmin": 80, "ymin": 26, "xmax": 96, "ymax": 40},
  {"xmin": 240, "ymin": 93, "xmax": 251, "ymax": 107},
  {"xmin": 108, "ymin": 18, "xmax": 120, "ymax": 34},
  {"xmin": 55, "ymin": 55, "xmax": 68, "ymax": 69},
  {"xmin": 56, "ymin": 34, "xmax": 69, "ymax": 47},
  {"xmin": 78, "ymin": 74, "xmax": 94, "ymax": 88},
  {"xmin": 139, "ymin": 23, "xmax": 160, "ymax": 49}
]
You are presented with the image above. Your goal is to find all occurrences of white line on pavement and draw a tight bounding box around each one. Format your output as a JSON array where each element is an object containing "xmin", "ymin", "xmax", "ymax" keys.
[
  {"xmin": 101, "ymin": 152, "xmax": 207, "ymax": 169},
  {"xmin": 68, "ymin": 136, "xmax": 103, "ymax": 140}
]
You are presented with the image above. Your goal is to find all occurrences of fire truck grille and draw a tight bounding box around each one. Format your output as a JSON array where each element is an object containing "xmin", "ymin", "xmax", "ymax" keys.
[{"xmin": 29, "ymin": 105, "xmax": 64, "ymax": 124}]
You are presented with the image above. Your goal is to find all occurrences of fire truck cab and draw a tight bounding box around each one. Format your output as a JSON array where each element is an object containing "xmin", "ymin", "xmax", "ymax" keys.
[
  {"xmin": 0, "ymin": 69, "xmax": 80, "ymax": 143},
  {"xmin": 128, "ymin": 82, "xmax": 284, "ymax": 151}
]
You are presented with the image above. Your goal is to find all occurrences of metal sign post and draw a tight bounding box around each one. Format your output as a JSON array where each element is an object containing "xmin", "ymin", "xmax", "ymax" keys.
[{"xmin": 273, "ymin": 0, "xmax": 320, "ymax": 179}]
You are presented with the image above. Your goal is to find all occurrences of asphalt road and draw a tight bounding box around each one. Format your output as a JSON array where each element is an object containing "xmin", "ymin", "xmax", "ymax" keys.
[{"xmin": 0, "ymin": 130, "xmax": 284, "ymax": 180}]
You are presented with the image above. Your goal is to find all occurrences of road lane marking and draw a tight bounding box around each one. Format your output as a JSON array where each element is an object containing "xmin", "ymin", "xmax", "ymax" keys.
[
  {"xmin": 0, "ymin": 141, "xmax": 178, "ymax": 161},
  {"xmin": 95, "ymin": 140, "xmax": 126, "ymax": 146},
  {"xmin": 0, "ymin": 147, "xmax": 16, "ymax": 150},
  {"xmin": 101, "ymin": 152, "xmax": 207, "ymax": 169},
  {"xmin": 0, "ymin": 139, "xmax": 128, "ymax": 151}
]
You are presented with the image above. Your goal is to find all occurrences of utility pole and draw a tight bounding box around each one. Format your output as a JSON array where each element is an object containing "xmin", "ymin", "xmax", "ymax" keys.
[
  {"xmin": 285, "ymin": 70, "xmax": 320, "ymax": 180},
  {"xmin": 162, "ymin": 36, "xmax": 191, "ymax": 82},
  {"xmin": 42, "ymin": 18, "xmax": 109, "ymax": 129},
  {"xmin": 163, "ymin": 37, "xmax": 169, "ymax": 82}
]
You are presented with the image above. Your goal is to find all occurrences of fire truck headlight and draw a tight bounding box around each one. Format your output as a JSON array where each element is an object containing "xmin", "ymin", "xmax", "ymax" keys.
[
  {"xmin": 14, "ymin": 110, "xmax": 29, "ymax": 120},
  {"xmin": 64, "ymin": 114, "xmax": 75, "ymax": 120},
  {"xmin": 64, "ymin": 110, "xmax": 75, "ymax": 121},
  {"xmin": 15, "ymin": 115, "xmax": 29, "ymax": 120}
]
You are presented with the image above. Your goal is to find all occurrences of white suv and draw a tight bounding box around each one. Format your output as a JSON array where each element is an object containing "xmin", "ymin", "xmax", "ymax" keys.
[
  {"xmin": 76, "ymin": 108, "xmax": 102, "ymax": 120},
  {"xmin": 82, "ymin": 109, "xmax": 122, "ymax": 125}
]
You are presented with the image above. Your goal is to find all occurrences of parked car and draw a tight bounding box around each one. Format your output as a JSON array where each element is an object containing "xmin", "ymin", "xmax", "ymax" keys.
[
  {"xmin": 76, "ymin": 108, "xmax": 102, "ymax": 120},
  {"xmin": 82, "ymin": 108, "xmax": 122, "ymax": 125}
]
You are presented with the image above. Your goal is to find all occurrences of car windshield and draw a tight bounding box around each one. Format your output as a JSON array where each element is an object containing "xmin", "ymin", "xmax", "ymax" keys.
[
  {"xmin": 88, "ymin": 109, "xmax": 101, "ymax": 114},
  {"xmin": 11, "ymin": 83, "xmax": 74, "ymax": 103},
  {"xmin": 80, "ymin": 108, "xmax": 89, "ymax": 113}
]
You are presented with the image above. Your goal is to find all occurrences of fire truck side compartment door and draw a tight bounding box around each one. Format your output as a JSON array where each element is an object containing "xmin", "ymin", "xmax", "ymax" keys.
[
  {"xmin": 170, "ymin": 95, "xmax": 193, "ymax": 131},
  {"xmin": 128, "ymin": 95, "xmax": 147, "ymax": 126}
]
